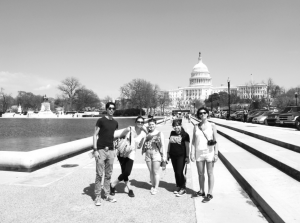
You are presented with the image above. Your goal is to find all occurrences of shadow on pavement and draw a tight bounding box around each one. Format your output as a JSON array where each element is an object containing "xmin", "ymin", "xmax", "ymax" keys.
[
  {"xmin": 82, "ymin": 183, "xmax": 105, "ymax": 200},
  {"xmin": 130, "ymin": 179, "xmax": 152, "ymax": 190},
  {"xmin": 82, "ymin": 183, "xmax": 95, "ymax": 200},
  {"xmin": 130, "ymin": 179, "xmax": 194, "ymax": 196},
  {"xmin": 114, "ymin": 183, "xmax": 127, "ymax": 194}
]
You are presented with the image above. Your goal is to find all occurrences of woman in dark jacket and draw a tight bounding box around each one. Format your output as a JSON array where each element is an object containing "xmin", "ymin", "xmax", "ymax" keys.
[{"xmin": 167, "ymin": 119, "xmax": 190, "ymax": 197}]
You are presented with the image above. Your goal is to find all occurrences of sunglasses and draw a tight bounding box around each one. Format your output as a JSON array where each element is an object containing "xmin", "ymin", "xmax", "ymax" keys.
[
  {"xmin": 199, "ymin": 112, "xmax": 207, "ymax": 115},
  {"xmin": 108, "ymin": 107, "xmax": 115, "ymax": 111},
  {"xmin": 136, "ymin": 121, "xmax": 144, "ymax": 124}
]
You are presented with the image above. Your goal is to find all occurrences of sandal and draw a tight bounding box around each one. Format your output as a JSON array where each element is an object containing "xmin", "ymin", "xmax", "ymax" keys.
[{"xmin": 202, "ymin": 194, "xmax": 213, "ymax": 203}]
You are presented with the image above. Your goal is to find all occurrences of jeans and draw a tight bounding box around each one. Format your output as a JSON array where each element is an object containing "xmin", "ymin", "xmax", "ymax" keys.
[
  {"xmin": 117, "ymin": 156, "xmax": 134, "ymax": 182},
  {"xmin": 95, "ymin": 149, "xmax": 115, "ymax": 197},
  {"xmin": 170, "ymin": 155, "xmax": 186, "ymax": 188}
]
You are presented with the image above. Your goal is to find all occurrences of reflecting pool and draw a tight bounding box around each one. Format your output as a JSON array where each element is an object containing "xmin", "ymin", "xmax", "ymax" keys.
[{"xmin": 0, "ymin": 118, "xmax": 135, "ymax": 152}]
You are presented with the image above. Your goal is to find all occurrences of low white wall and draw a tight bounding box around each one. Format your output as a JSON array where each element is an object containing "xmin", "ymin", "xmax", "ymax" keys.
[
  {"xmin": 0, "ymin": 117, "xmax": 167, "ymax": 172},
  {"xmin": 0, "ymin": 137, "xmax": 92, "ymax": 171}
]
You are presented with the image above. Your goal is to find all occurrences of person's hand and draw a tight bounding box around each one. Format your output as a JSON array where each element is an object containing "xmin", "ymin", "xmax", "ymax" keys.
[
  {"xmin": 190, "ymin": 153, "xmax": 195, "ymax": 162},
  {"xmin": 213, "ymin": 154, "xmax": 218, "ymax": 162},
  {"xmin": 185, "ymin": 157, "xmax": 190, "ymax": 164},
  {"xmin": 94, "ymin": 150, "xmax": 100, "ymax": 160}
]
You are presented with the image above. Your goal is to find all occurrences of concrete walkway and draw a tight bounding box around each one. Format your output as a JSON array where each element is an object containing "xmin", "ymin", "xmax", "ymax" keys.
[{"xmin": 0, "ymin": 118, "xmax": 267, "ymax": 223}]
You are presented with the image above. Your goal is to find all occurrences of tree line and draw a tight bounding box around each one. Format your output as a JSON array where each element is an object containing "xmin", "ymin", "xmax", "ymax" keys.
[
  {"xmin": 0, "ymin": 77, "xmax": 101, "ymax": 112},
  {"xmin": 0, "ymin": 77, "xmax": 171, "ymax": 113}
]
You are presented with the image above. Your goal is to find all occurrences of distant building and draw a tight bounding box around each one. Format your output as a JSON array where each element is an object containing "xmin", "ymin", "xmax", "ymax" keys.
[{"xmin": 168, "ymin": 53, "xmax": 267, "ymax": 108}]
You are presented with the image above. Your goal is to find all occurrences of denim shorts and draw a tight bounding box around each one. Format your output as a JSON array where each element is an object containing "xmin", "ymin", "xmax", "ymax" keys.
[{"xmin": 145, "ymin": 149, "xmax": 162, "ymax": 162}]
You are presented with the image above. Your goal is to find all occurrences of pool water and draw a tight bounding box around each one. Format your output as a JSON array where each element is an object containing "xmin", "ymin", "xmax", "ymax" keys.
[{"xmin": 0, "ymin": 118, "xmax": 136, "ymax": 152}]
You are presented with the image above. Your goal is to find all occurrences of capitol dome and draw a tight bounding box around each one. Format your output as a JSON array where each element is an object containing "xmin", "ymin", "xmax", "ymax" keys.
[
  {"xmin": 189, "ymin": 52, "xmax": 212, "ymax": 86},
  {"xmin": 192, "ymin": 57, "xmax": 209, "ymax": 73}
]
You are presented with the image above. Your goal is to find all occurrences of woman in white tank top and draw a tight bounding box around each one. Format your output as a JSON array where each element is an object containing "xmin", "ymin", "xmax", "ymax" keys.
[{"xmin": 191, "ymin": 107, "xmax": 219, "ymax": 202}]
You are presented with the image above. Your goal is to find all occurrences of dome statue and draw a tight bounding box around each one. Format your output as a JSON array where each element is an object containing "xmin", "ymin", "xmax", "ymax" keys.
[{"xmin": 191, "ymin": 52, "xmax": 209, "ymax": 74}]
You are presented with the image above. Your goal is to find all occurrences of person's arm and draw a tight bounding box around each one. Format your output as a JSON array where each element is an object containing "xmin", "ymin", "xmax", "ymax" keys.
[
  {"xmin": 185, "ymin": 141, "xmax": 190, "ymax": 164},
  {"xmin": 137, "ymin": 131, "xmax": 146, "ymax": 149},
  {"xmin": 212, "ymin": 123, "xmax": 219, "ymax": 162},
  {"xmin": 93, "ymin": 126, "xmax": 100, "ymax": 159},
  {"xmin": 114, "ymin": 126, "xmax": 130, "ymax": 139},
  {"xmin": 167, "ymin": 142, "xmax": 170, "ymax": 161},
  {"xmin": 190, "ymin": 126, "xmax": 196, "ymax": 162},
  {"xmin": 160, "ymin": 132, "xmax": 166, "ymax": 161}
]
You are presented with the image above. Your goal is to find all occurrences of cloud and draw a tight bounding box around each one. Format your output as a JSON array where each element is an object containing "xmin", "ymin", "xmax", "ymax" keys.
[
  {"xmin": 34, "ymin": 84, "xmax": 52, "ymax": 91},
  {"xmin": 0, "ymin": 71, "xmax": 59, "ymax": 96}
]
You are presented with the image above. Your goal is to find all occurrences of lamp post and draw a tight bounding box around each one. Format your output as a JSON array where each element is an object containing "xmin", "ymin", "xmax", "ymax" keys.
[
  {"xmin": 227, "ymin": 78, "xmax": 231, "ymax": 119},
  {"xmin": 295, "ymin": 92, "xmax": 298, "ymax": 106},
  {"xmin": 211, "ymin": 94, "xmax": 213, "ymax": 112}
]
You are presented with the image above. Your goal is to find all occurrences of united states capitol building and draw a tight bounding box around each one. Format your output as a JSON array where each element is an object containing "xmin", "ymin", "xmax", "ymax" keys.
[{"xmin": 168, "ymin": 53, "xmax": 268, "ymax": 108}]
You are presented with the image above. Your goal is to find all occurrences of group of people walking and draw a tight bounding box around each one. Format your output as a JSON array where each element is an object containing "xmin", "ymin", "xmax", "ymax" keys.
[{"xmin": 92, "ymin": 102, "xmax": 218, "ymax": 206}]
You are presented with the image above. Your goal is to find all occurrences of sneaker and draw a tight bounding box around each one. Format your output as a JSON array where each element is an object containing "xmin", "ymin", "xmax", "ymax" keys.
[
  {"xmin": 202, "ymin": 194, "xmax": 213, "ymax": 203},
  {"xmin": 150, "ymin": 187, "xmax": 154, "ymax": 193},
  {"xmin": 173, "ymin": 187, "xmax": 181, "ymax": 194},
  {"xmin": 110, "ymin": 183, "xmax": 115, "ymax": 196},
  {"xmin": 128, "ymin": 189, "xmax": 135, "ymax": 198},
  {"xmin": 151, "ymin": 188, "xmax": 158, "ymax": 195},
  {"xmin": 176, "ymin": 189, "xmax": 186, "ymax": 197},
  {"xmin": 94, "ymin": 196, "xmax": 102, "ymax": 206},
  {"xmin": 105, "ymin": 195, "xmax": 117, "ymax": 203},
  {"xmin": 195, "ymin": 191, "xmax": 205, "ymax": 197}
]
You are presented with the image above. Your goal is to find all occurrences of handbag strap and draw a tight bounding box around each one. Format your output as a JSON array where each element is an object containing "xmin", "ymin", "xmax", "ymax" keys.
[
  {"xmin": 129, "ymin": 127, "xmax": 132, "ymax": 144},
  {"xmin": 198, "ymin": 124, "xmax": 209, "ymax": 142}
]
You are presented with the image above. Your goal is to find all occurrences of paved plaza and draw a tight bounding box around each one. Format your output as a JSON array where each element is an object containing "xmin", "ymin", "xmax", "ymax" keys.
[{"xmin": 3, "ymin": 118, "xmax": 299, "ymax": 223}]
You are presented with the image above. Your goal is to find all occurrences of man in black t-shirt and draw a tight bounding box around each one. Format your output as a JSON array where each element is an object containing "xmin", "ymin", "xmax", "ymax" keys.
[{"xmin": 93, "ymin": 102, "xmax": 118, "ymax": 206}]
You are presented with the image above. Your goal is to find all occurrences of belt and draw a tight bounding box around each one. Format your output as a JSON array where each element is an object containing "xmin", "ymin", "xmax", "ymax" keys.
[{"xmin": 98, "ymin": 146, "xmax": 114, "ymax": 151}]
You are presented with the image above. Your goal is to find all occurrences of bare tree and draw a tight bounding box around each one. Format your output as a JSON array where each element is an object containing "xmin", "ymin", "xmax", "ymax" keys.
[
  {"xmin": 158, "ymin": 91, "xmax": 171, "ymax": 114},
  {"xmin": 102, "ymin": 95, "xmax": 113, "ymax": 105},
  {"xmin": 0, "ymin": 88, "xmax": 6, "ymax": 111},
  {"xmin": 120, "ymin": 79, "xmax": 149, "ymax": 111},
  {"xmin": 74, "ymin": 87, "xmax": 101, "ymax": 111},
  {"xmin": 57, "ymin": 77, "xmax": 81, "ymax": 110},
  {"xmin": 0, "ymin": 88, "xmax": 14, "ymax": 112},
  {"xmin": 120, "ymin": 79, "xmax": 161, "ymax": 115}
]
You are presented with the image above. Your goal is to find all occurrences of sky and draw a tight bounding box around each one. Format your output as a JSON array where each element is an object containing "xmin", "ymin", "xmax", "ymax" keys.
[{"xmin": 1, "ymin": 0, "xmax": 299, "ymax": 100}]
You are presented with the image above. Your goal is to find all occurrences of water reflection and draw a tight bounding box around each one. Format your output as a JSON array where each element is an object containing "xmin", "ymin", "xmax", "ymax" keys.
[{"xmin": 0, "ymin": 118, "xmax": 135, "ymax": 152}]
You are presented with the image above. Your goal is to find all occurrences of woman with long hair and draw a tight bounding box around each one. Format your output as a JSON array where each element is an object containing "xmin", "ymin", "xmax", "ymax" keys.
[
  {"xmin": 191, "ymin": 107, "xmax": 218, "ymax": 202},
  {"xmin": 110, "ymin": 116, "xmax": 147, "ymax": 198},
  {"xmin": 142, "ymin": 118, "xmax": 166, "ymax": 195},
  {"xmin": 168, "ymin": 119, "xmax": 190, "ymax": 197}
]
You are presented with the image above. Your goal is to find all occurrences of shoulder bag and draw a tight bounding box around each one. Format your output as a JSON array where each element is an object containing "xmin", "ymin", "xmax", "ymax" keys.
[{"xmin": 115, "ymin": 127, "xmax": 132, "ymax": 157}]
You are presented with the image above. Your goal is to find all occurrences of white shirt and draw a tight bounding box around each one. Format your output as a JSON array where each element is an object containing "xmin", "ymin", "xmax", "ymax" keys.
[{"xmin": 127, "ymin": 127, "xmax": 146, "ymax": 160}]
